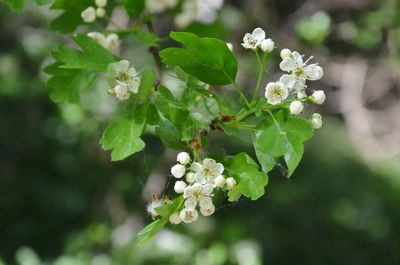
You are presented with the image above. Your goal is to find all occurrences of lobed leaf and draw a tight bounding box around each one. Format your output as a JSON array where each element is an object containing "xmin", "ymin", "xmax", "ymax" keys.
[
  {"xmin": 253, "ymin": 110, "xmax": 314, "ymax": 176},
  {"xmin": 160, "ymin": 32, "xmax": 238, "ymax": 86}
]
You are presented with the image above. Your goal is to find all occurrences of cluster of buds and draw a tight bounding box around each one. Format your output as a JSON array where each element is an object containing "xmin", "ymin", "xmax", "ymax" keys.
[
  {"xmin": 106, "ymin": 60, "xmax": 141, "ymax": 101},
  {"xmin": 241, "ymin": 27, "xmax": 326, "ymax": 129},
  {"xmin": 87, "ymin": 32, "xmax": 120, "ymax": 52},
  {"xmin": 81, "ymin": 0, "xmax": 108, "ymax": 23},
  {"xmin": 149, "ymin": 152, "xmax": 237, "ymax": 225}
]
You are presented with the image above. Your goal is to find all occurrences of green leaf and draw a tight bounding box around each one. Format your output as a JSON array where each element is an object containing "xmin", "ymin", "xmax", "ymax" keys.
[
  {"xmin": 100, "ymin": 105, "xmax": 147, "ymax": 161},
  {"xmin": 253, "ymin": 110, "xmax": 314, "ymax": 176},
  {"xmin": 228, "ymin": 153, "xmax": 268, "ymax": 200},
  {"xmin": 160, "ymin": 32, "xmax": 238, "ymax": 86},
  {"xmin": 35, "ymin": 0, "xmax": 53, "ymax": 5},
  {"xmin": 53, "ymin": 34, "xmax": 119, "ymax": 71},
  {"xmin": 0, "ymin": 0, "xmax": 25, "ymax": 12},
  {"xmin": 44, "ymin": 63, "xmax": 96, "ymax": 104},
  {"xmin": 136, "ymin": 218, "xmax": 168, "ymax": 244},
  {"xmin": 123, "ymin": 0, "xmax": 145, "ymax": 18},
  {"xmin": 45, "ymin": 34, "xmax": 118, "ymax": 103},
  {"xmin": 132, "ymin": 29, "xmax": 160, "ymax": 47},
  {"xmin": 155, "ymin": 196, "xmax": 184, "ymax": 218},
  {"xmin": 137, "ymin": 70, "xmax": 155, "ymax": 102},
  {"xmin": 50, "ymin": 0, "xmax": 92, "ymax": 33},
  {"xmin": 146, "ymin": 104, "xmax": 160, "ymax": 125},
  {"xmin": 156, "ymin": 119, "xmax": 185, "ymax": 149}
]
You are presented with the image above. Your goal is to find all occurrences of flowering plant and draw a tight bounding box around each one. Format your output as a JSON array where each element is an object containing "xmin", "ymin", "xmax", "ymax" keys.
[{"xmin": 3, "ymin": 0, "xmax": 326, "ymax": 243}]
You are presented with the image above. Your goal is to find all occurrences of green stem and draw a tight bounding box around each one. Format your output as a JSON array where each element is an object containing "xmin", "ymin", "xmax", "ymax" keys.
[{"xmin": 252, "ymin": 51, "xmax": 268, "ymax": 102}]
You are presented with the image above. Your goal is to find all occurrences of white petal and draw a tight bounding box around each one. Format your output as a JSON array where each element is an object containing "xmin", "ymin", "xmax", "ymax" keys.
[
  {"xmin": 279, "ymin": 74, "xmax": 297, "ymax": 89},
  {"xmin": 305, "ymin": 64, "xmax": 323, "ymax": 80},
  {"xmin": 184, "ymin": 197, "xmax": 197, "ymax": 209},
  {"xmin": 215, "ymin": 163, "xmax": 224, "ymax": 175},
  {"xmin": 279, "ymin": 58, "xmax": 297, "ymax": 72},
  {"xmin": 252, "ymin": 28, "xmax": 266, "ymax": 43},
  {"xmin": 291, "ymin": 51, "xmax": 303, "ymax": 67}
]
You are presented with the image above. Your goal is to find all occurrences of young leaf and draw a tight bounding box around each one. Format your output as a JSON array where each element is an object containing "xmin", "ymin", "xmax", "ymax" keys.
[
  {"xmin": 155, "ymin": 196, "xmax": 184, "ymax": 218},
  {"xmin": 137, "ymin": 70, "xmax": 155, "ymax": 103},
  {"xmin": 136, "ymin": 218, "xmax": 168, "ymax": 244},
  {"xmin": 253, "ymin": 110, "xmax": 314, "ymax": 176},
  {"xmin": 160, "ymin": 32, "xmax": 238, "ymax": 86},
  {"xmin": 100, "ymin": 105, "xmax": 147, "ymax": 161},
  {"xmin": 228, "ymin": 153, "xmax": 269, "ymax": 200},
  {"xmin": 0, "ymin": 0, "xmax": 25, "ymax": 12},
  {"xmin": 156, "ymin": 119, "xmax": 186, "ymax": 149}
]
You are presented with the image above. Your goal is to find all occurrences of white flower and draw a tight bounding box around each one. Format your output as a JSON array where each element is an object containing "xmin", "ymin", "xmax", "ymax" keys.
[
  {"xmin": 310, "ymin": 113, "xmax": 323, "ymax": 129},
  {"xmin": 174, "ymin": 0, "xmax": 223, "ymax": 28},
  {"xmin": 177, "ymin": 152, "xmax": 191, "ymax": 165},
  {"xmin": 106, "ymin": 33, "xmax": 120, "ymax": 51},
  {"xmin": 185, "ymin": 172, "xmax": 196, "ymax": 184},
  {"xmin": 147, "ymin": 0, "xmax": 178, "ymax": 13},
  {"xmin": 113, "ymin": 81, "xmax": 130, "ymax": 101},
  {"xmin": 87, "ymin": 32, "xmax": 108, "ymax": 48},
  {"xmin": 311, "ymin": 90, "xmax": 326, "ymax": 105},
  {"xmin": 226, "ymin": 42, "xmax": 233, "ymax": 51},
  {"xmin": 225, "ymin": 177, "xmax": 236, "ymax": 190},
  {"xmin": 81, "ymin": 7, "xmax": 96, "ymax": 23},
  {"xmin": 297, "ymin": 90, "xmax": 307, "ymax": 99},
  {"xmin": 96, "ymin": 7, "xmax": 106, "ymax": 17},
  {"xmin": 179, "ymin": 208, "xmax": 199, "ymax": 223},
  {"xmin": 169, "ymin": 212, "xmax": 181, "ymax": 224},
  {"xmin": 200, "ymin": 203, "xmax": 215, "ymax": 216},
  {"xmin": 241, "ymin": 28, "xmax": 266, "ymax": 50},
  {"xmin": 171, "ymin": 164, "xmax": 186, "ymax": 178},
  {"xmin": 190, "ymin": 162, "xmax": 202, "ymax": 172},
  {"xmin": 290, "ymin": 101, "xmax": 304, "ymax": 115},
  {"xmin": 194, "ymin": 158, "xmax": 224, "ymax": 184},
  {"xmin": 107, "ymin": 60, "xmax": 141, "ymax": 98},
  {"xmin": 146, "ymin": 199, "xmax": 163, "ymax": 219},
  {"xmin": 183, "ymin": 183, "xmax": 213, "ymax": 209},
  {"xmin": 279, "ymin": 51, "xmax": 324, "ymax": 97},
  {"xmin": 95, "ymin": 0, "xmax": 107, "ymax": 7},
  {"xmin": 265, "ymin": 82, "xmax": 289, "ymax": 105},
  {"xmin": 280, "ymin": 48, "xmax": 292, "ymax": 59},
  {"xmin": 214, "ymin": 175, "xmax": 226, "ymax": 188},
  {"xmin": 261, "ymin": 38, "xmax": 274, "ymax": 53},
  {"xmin": 174, "ymin": 181, "xmax": 187, "ymax": 193}
]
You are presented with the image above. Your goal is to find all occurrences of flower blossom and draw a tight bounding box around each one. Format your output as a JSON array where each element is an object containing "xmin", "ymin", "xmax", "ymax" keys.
[
  {"xmin": 265, "ymin": 81, "xmax": 289, "ymax": 105},
  {"xmin": 241, "ymin": 28, "xmax": 266, "ymax": 50},
  {"xmin": 106, "ymin": 60, "xmax": 141, "ymax": 101}
]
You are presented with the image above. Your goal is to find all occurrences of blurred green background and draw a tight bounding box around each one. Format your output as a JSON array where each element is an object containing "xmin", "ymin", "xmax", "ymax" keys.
[{"xmin": 1, "ymin": 0, "xmax": 400, "ymax": 264}]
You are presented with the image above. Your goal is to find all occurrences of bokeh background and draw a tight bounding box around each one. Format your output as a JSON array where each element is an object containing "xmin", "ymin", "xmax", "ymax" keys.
[{"xmin": 1, "ymin": 0, "xmax": 400, "ymax": 264}]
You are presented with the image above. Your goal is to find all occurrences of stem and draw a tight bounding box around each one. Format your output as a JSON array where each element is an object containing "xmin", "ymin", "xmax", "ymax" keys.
[
  {"xmin": 267, "ymin": 110, "xmax": 282, "ymax": 132},
  {"xmin": 252, "ymin": 51, "xmax": 267, "ymax": 102}
]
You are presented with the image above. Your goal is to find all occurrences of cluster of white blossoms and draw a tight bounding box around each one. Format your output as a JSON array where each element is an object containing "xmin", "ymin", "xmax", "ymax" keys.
[
  {"xmin": 241, "ymin": 27, "xmax": 326, "ymax": 129},
  {"xmin": 106, "ymin": 60, "xmax": 141, "ymax": 101},
  {"xmin": 87, "ymin": 32, "xmax": 120, "ymax": 52},
  {"xmin": 175, "ymin": 0, "xmax": 224, "ymax": 28},
  {"xmin": 146, "ymin": 0, "xmax": 178, "ymax": 13},
  {"xmin": 166, "ymin": 152, "xmax": 236, "ymax": 224},
  {"xmin": 81, "ymin": 0, "xmax": 108, "ymax": 23}
]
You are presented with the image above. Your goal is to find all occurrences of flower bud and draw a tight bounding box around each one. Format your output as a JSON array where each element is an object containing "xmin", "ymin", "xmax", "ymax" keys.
[
  {"xmin": 310, "ymin": 113, "xmax": 323, "ymax": 129},
  {"xmin": 311, "ymin": 90, "xmax": 326, "ymax": 105},
  {"xmin": 171, "ymin": 164, "xmax": 186, "ymax": 178},
  {"xmin": 261, "ymin": 38, "xmax": 274, "ymax": 53},
  {"xmin": 280, "ymin": 48, "xmax": 292, "ymax": 59},
  {"xmin": 174, "ymin": 181, "xmax": 187, "ymax": 193},
  {"xmin": 96, "ymin": 7, "xmax": 106, "ymax": 17},
  {"xmin": 179, "ymin": 208, "xmax": 199, "ymax": 223},
  {"xmin": 81, "ymin": 7, "xmax": 96, "ymax": 23},
  {"xmin": 95, "ymin": 0, "xmax": 107, "ymax": 7},
  {"xmin": 177, "ymin": 152, "xmax": 191, "ymax": 165},
  {"xmin": 185, "ymin": 172, "xmax": 196, "ymax": 184},
  {"xmin": 169, "ymin": 212, "xmax": 181, "ymax": 224},
  {"xmin": 225, "ymin": 177, "xmax": 237, "ymax": 190},
  {"xmin": 200, "ymin": 204, "xmax": 215, "ymax": 216},
  {"xmin": 290, "ymin": 101, "xmax": 304, "ymax": 115},
  {"xmin": 214, "ymin": 175, "xmax": 226, "ymax": 188}
]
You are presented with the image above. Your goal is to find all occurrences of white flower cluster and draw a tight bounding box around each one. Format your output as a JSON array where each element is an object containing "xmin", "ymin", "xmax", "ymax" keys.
[
  {"xmin": 106, "ymin": 60, "xmax": 141, "ymax": 101},
  {"xmin": 87, "ymin": 32, "xmax": 120, "ymax": 52},
  {"xmin": 175, "ymin": 0, "xmax": 224, "ymax": 28},
  {"xmin": 168, "ymin": 152, "xmax": 236, "ymax": 224},
  {"xmin": 81, "ymin": 0, "xmax": 107, "ymax": 23},
  {"xmin": 241, "ymin": 28, "xmax": 326, "ymax": 129},
  {"xmin": 146, "ymin": 0, "xmax": 178, "ymax": 13}
]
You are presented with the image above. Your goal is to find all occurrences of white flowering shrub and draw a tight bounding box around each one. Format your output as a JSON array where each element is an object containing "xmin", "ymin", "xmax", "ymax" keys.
[{"xmin": 3, "ymin": 0, "xmax": 326, "ymax": 243}]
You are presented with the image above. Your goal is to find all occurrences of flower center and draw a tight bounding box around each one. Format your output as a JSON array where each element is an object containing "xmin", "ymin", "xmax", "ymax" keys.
[
  {"xmin": 294, "ymin": 67, "xmax": 304, "ymax": 76},
  {"xmin": 272, "ymin": 87, "xmax": 283, "ymax": 99}
]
